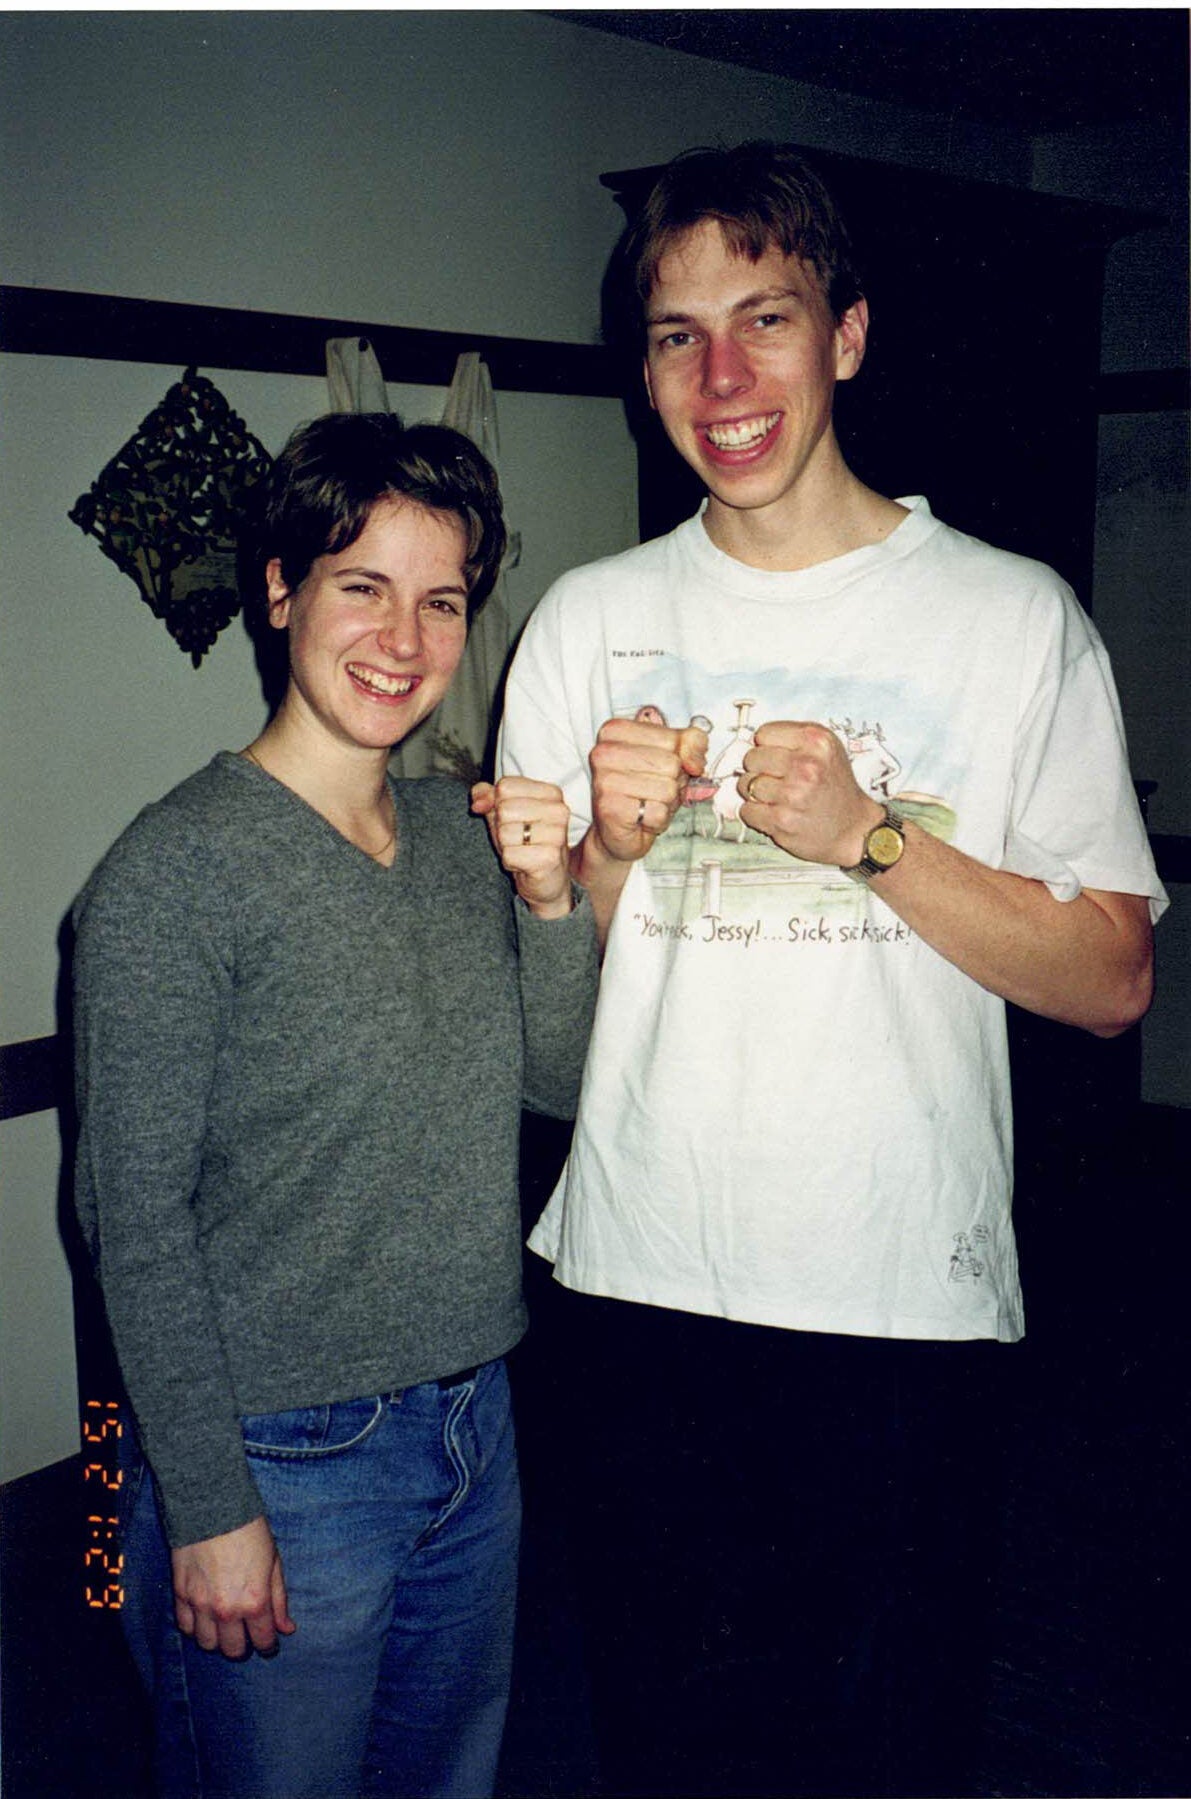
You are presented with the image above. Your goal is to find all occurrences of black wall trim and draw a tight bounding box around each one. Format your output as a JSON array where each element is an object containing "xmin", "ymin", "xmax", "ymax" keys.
[
  {"xmin": 0, "ymin": 284, "xmax": 619, "ymax": 399},
  {"xmin": 1097, "ymin": 369, "xmax": 1190, "ymax": 414},
  {"xmin": 2, "ymin": 291, "xmax": 1182, "ymax": 413}
]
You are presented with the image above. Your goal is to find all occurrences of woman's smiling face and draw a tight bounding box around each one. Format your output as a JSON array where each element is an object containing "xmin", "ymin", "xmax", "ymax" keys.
[{"xmin": 267, "ymin": 496, "xmax": 470, "ymax": 754}]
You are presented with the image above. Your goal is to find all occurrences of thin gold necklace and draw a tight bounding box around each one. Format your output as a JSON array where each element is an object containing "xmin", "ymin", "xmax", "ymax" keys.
[{"xmin": 241, "ymin": 746, "xmax": 396, "ymax": 863}]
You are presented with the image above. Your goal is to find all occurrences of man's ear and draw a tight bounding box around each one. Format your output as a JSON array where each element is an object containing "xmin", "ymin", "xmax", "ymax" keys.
[
  {"xmin": 264, "ymin": 558, "xmax": 293, "ymax": 631},
  {"xmin": 642, "ymin": 355, "xmax": 657, "ymax": 412},
  {"xmin": 834, "ymin": 297, "xmax": 869, "ymax": 384}
]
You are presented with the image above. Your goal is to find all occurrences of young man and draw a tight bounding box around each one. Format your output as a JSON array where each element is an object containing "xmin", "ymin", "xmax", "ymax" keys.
[{"xmin": 500, "ymin": 143, "xmax": 1166, "ymax": 1797}]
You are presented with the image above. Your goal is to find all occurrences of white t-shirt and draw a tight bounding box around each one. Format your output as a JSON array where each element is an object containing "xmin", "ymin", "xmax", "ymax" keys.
[{"xmin": 500, "ymin": 500, "xmax": 1166, "ymax": 1343}]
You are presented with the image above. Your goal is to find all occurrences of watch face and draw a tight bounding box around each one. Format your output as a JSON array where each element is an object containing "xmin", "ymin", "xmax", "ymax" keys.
[{"xmin": 867, "ymin": 824, "xmax": 904, "ymax": 868}]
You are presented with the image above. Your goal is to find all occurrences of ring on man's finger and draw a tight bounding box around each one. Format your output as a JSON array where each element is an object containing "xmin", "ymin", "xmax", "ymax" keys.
[
  {"xmin": 522, "ymin": 821, "xmax": 533, "ymax": 846},
  {"xmin": 745, "ymin": 774, "xmax": 763, "ymax": 804},
  {"xmin": 635, "ymin": 797, "xmax": 648, "ymax": 829}
]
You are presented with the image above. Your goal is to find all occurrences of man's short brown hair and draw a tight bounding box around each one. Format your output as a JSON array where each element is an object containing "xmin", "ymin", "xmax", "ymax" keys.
[{"xmin": 612, "ymin": 141, "xmax": 864, "ymax": 345}]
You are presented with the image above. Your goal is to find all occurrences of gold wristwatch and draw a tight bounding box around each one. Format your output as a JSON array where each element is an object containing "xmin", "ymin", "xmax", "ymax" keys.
[{"xmin": 841, "ymin": 805, "xmax": 906, "ymax": 882}]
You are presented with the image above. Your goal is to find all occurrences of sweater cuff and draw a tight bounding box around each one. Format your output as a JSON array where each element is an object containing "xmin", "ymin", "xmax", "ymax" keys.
[
  {"xmin": 151, "ymin": 1437, "xmax": 264, "ymax": 1550},
  {"xmin": 514, "ymin": 881, "xmax": 588, "ymax": 927}
]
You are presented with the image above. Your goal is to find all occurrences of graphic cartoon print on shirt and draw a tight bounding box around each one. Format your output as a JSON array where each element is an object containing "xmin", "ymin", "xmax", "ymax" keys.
[
  {"xmin": 948, "ymin": 1230, "xmax": 988, "ymax": 1284},
  {"xmin": 611, "ymin": 657, "xmax": 957, "ymax": 936}
]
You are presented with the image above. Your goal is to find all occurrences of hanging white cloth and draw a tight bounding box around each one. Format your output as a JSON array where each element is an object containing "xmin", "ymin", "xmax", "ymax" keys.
[
  {"xmin": 325, "ymin": 337, "xmax": 391, "ymax": 413},
  {"xmin": 391, "ymin": 352, "xmax": 518, "ymax": 782},
  {"xmin": 324, "ymin": 339, "xmax": 515, "ymax": 780}
]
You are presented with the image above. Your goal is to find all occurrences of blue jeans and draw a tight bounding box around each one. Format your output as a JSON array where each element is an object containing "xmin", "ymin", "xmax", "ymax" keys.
[{"xmin": 120, "ymin": 1361, "xmax": 520, "ymax": 1798}]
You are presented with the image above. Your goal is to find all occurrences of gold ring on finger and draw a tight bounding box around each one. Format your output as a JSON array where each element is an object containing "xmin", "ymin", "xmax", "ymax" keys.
[
  {"xmin": 745, "ymin": 774, "xmax": 764, "ymax": 804},
  {"xmin": 522, "ymin": 821, "xmax": 533, "ymax": 846},
  {"xmin": 635, "ymin": 797, "xmax": 648, "ymax": 829}
]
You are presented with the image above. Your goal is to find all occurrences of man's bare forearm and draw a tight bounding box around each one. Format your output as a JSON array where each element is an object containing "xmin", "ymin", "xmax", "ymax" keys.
[
  {"xmin": 872, "ymin": 821, "xmax": 1153, "ymax": 1037},
  {"xmin": 739, "ymin": 722, "xmax": 1153, "ymax": 1039}
]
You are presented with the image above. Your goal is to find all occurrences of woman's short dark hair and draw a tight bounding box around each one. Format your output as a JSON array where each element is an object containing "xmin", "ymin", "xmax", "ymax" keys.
[
  {"xmin": 612, "ymin": 140, "xmax": 863, "ymax": 346},
  {"xmin": 261, "ymin": 412, "xmax": 507, "ymax": 622}
]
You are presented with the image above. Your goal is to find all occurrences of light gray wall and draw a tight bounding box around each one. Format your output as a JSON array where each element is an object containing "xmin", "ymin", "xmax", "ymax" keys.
[
  {"xmin": 0, "ymin": 11, "xmax": 1028, "ymax": 332},
  {"xmin": 1, "ymin": 12, "xmax": 1184, "ymax": 1484}
]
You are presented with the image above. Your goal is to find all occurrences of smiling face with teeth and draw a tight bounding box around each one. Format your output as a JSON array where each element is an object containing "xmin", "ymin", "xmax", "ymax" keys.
[
  {"xmin": 643, "ymin": 219, "xmax": 869, "ymax": 559},
  {"xmin": 266, "ymin": 496, "xmax": 470, "ymax": 756}
]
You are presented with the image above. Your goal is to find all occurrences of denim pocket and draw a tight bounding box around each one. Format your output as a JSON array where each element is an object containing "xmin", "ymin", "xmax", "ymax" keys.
[{"xmin": 242, "ymin": 1395, "xmax": 385, "ymax": 1461}]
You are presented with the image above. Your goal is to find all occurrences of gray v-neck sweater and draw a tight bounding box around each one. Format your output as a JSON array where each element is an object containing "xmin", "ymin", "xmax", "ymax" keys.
[{"xmin": 73, "ymin": 754, "xmax": 597, "ymax": 1546}]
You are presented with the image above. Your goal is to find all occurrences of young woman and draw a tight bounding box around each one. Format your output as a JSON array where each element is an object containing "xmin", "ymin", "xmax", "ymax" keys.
[{"xmin": 72, "ymin": 412, "xmax": 597, "ymax": 1798}]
